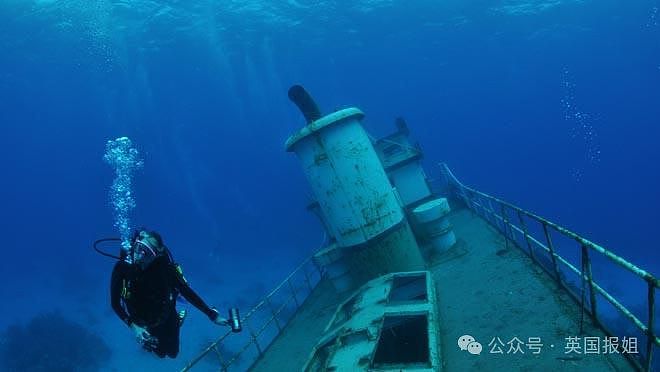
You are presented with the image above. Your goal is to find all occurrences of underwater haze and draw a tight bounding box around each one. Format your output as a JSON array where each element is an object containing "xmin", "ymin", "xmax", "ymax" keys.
[{"xmin": 0, "ymin": 0, "xmax": 659, "ymax": 371}]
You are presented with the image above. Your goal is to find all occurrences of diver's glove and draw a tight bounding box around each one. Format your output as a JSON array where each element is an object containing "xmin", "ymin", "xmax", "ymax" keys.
[
  {"xmin": 130, "ymin": 323, "xmax": 158, "ymax": 347},
  {"xmin": 210, "ymin": 308, "xmax": 229, "ymax": 326}
]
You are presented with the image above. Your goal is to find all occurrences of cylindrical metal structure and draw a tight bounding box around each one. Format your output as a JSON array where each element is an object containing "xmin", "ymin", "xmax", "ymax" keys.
[
  {"xmin": 286, "ymin": 108, "xmax": 404, "ymax": 248},
  {"xmin": 413, "ymin": 198, "xmax": 456, "ymax": 254}
]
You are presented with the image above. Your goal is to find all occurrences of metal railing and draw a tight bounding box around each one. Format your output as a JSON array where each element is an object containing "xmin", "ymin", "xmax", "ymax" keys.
[
  {"xmin": 438, "ymin": 163, "xmax": 659, "ymax": 371},
  {"xmin": 181, "ymin": 256, "xmax": 323, "ymax": 371}
]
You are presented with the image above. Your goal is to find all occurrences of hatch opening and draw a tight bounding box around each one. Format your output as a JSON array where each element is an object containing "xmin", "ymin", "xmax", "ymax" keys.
[{"xmin": 372, "ymin": 314, "xmax": 430, "ymax": 367}]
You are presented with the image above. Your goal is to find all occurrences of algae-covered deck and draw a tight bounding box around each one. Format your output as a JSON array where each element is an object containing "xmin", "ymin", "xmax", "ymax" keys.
[
  {"xmin": 248, "ymin": 204, "xmax": 635, "ymax": 371},
  {"xmin": 432, "ymin": 206, "xmax": 633, "ymax": 371},
  {"xmin": 248, "ymin": 279, "xmax": 343, "ymax": 372}
]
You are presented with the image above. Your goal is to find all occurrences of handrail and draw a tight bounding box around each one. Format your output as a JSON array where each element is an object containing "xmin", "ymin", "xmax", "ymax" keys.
[
  {"xmin": 438, "ymin": 162, "xmax": 658, "ymax": 372},
  {"xmin": 442, "ymin": 164, "xmax": 659, "ymax": 287},
  {"xmin": 180, "ymin": 256, "xmax": 323, "ymax": 371}
]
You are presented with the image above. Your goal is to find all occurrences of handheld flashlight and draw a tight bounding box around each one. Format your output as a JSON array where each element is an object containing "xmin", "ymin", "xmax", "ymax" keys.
[{"xmin": 229, "ymin": 308, "xmax": 242, "ymax": 333}]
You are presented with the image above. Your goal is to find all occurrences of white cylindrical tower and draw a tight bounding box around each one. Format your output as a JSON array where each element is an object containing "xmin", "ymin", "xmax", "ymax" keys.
[{"xmin": 286, "ymin": 108, "xmax": 404, "ymax": 248}]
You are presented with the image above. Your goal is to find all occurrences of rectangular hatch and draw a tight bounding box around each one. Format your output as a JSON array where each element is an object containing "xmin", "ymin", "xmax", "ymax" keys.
[{"xmin": 371, "ymin": 314, "xmax": 430, "ymax": 367}]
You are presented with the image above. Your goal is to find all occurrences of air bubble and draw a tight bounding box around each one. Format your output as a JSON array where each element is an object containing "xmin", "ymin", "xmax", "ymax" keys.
[
  {"xmin": 647, "ymin": 6, "xmax": 658, "ymax": 28},
  {"xmin": 104, "ymin": 137, "xmax": 143, "ymax": 252},
  {"xmin": 561, "ymin": 69, "xmax": 602, "ymax": 182}
]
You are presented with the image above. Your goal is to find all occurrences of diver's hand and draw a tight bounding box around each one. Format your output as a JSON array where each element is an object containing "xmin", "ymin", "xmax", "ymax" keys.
[
  {"xmin": 214, "ymin": 316, "xmax": 230, "ymax": 326},
  {"xmin": 211, "ymin": 308, "xmax": 229, "ymax": 326},
  {"xmin": 130, "ymin": 324, "xmax": 154, "ymax": 344}
]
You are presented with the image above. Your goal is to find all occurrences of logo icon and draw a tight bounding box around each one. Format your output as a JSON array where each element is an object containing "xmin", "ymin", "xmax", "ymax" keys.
[
  {"xmin": 458, "ymin": 334, "xmax": 482, "ymax": 355},
  {"xmin": 458, "ymin": 335, "xmax": 475, "ymax": 350},
  {"xmin": 467, "ymin": 341, "xmax": 483, "ymax": 355}
]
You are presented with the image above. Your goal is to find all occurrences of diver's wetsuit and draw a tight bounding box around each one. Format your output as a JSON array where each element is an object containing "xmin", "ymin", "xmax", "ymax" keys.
[{"xmin": 111, "ymin": 254, "xmax": 217, "ymax": 358}]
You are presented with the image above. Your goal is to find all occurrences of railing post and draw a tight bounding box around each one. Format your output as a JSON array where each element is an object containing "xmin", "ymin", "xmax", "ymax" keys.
[
  {"xmin": 211, "ymin": 344, "xmax": 227, "ymax": 371},
  {"xmin": 517, "ymin": 210, "xmax": 536, "ymax": 264},
  {"xmin": 303, "ymin": 268, "xmax": 313, "ymax": 291},
  {"xmin": 542, "ymin": 223, "xmax": 561, "ymax": 282},
  {"xmin": 500, "ymin": 203, "xmax": 510, "ymax": 250},
  {"xmin": 312, "ymin": 259, "xmax": 324, "ymax": 278},
  {"xmin": 461, "ymin": 187, "xmax": 471, "ymax": 210},
  {"xmin": 645, "ymin": 279, "xmax": 656, "ymax": 372},
  {"xmin": 487, "ymin": 199, "xmax": 497, "ymax": 225},
  {"xmin": 265, "ymin": 296, "xmax": 282, "ymax": 332},
  {"xmin": 288, "ymin": 278, "xmax": 299, "ymax": 307},
  {"xmin": 581, "ymin": 244, "xmax": 599, "ymax": 327},
  {"xmin": 474, "ymin": 192, "xmax": 485, "ymax": 218},
  {"xmin": 469, "ymin": 190, "xmax": 479, "ymax": 216},
  {"xmin": 245, "ymin": 319, "xmax": 263, "ymax": 357}
]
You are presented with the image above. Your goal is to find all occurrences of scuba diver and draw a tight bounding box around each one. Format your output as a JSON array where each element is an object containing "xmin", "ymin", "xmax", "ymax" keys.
[{"xmin": 109, "ymin": 229, "xmax": 229, "ymax": 358}]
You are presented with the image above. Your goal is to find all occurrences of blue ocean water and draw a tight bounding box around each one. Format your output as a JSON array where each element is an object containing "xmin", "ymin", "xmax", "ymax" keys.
[{"xmin": 0, "ymin": 0, "xmax": 658, "ymax": 370}]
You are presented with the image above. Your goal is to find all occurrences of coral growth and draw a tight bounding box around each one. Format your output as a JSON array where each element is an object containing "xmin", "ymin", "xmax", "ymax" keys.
[{"xmin": 0, "ymin": 312, "xmax": 110, "ymax": 372}]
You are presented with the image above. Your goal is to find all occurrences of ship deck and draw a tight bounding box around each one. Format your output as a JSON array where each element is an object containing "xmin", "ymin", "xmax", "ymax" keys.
[{"xmin": 249, "ymin": 204, "xmax": 635, "ymax": 371}]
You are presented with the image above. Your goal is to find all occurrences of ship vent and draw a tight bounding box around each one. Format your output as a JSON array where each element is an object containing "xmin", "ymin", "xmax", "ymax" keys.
[{"xmin": 372, "ymin": 314, "xmax": 430, "ymax": 367}]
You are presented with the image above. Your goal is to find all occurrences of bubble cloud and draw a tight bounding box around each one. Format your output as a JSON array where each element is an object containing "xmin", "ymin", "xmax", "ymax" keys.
[{"xmin": 103, "ymin": 136, "xmax": 143, "ymax": 252}]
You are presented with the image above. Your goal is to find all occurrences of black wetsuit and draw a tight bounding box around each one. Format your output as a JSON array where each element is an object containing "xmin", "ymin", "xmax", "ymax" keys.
[{"xmin": 111, "ymin": 254, "xmax": 217, "ymax": 358}]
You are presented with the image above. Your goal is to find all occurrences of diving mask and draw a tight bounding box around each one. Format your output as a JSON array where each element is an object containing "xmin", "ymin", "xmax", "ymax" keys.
[{"xmin": 132, "ymin": 231, "xmax": 159, "ymax": 266}]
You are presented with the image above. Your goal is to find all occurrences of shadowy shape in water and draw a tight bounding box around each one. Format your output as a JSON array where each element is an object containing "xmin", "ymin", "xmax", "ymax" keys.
[{"xmin": 0, "ymin": 312, "xmax": 111, "ymax": 372}]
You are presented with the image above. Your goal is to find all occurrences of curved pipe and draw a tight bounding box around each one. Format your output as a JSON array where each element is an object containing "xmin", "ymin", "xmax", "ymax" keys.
[
  {"xmin": 93, "ymin": 237, "xmax": 122, "ymax": 260},
  {"xmin": 288, "ymin": 85, "xmax": 322, "ymax": 124}
]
